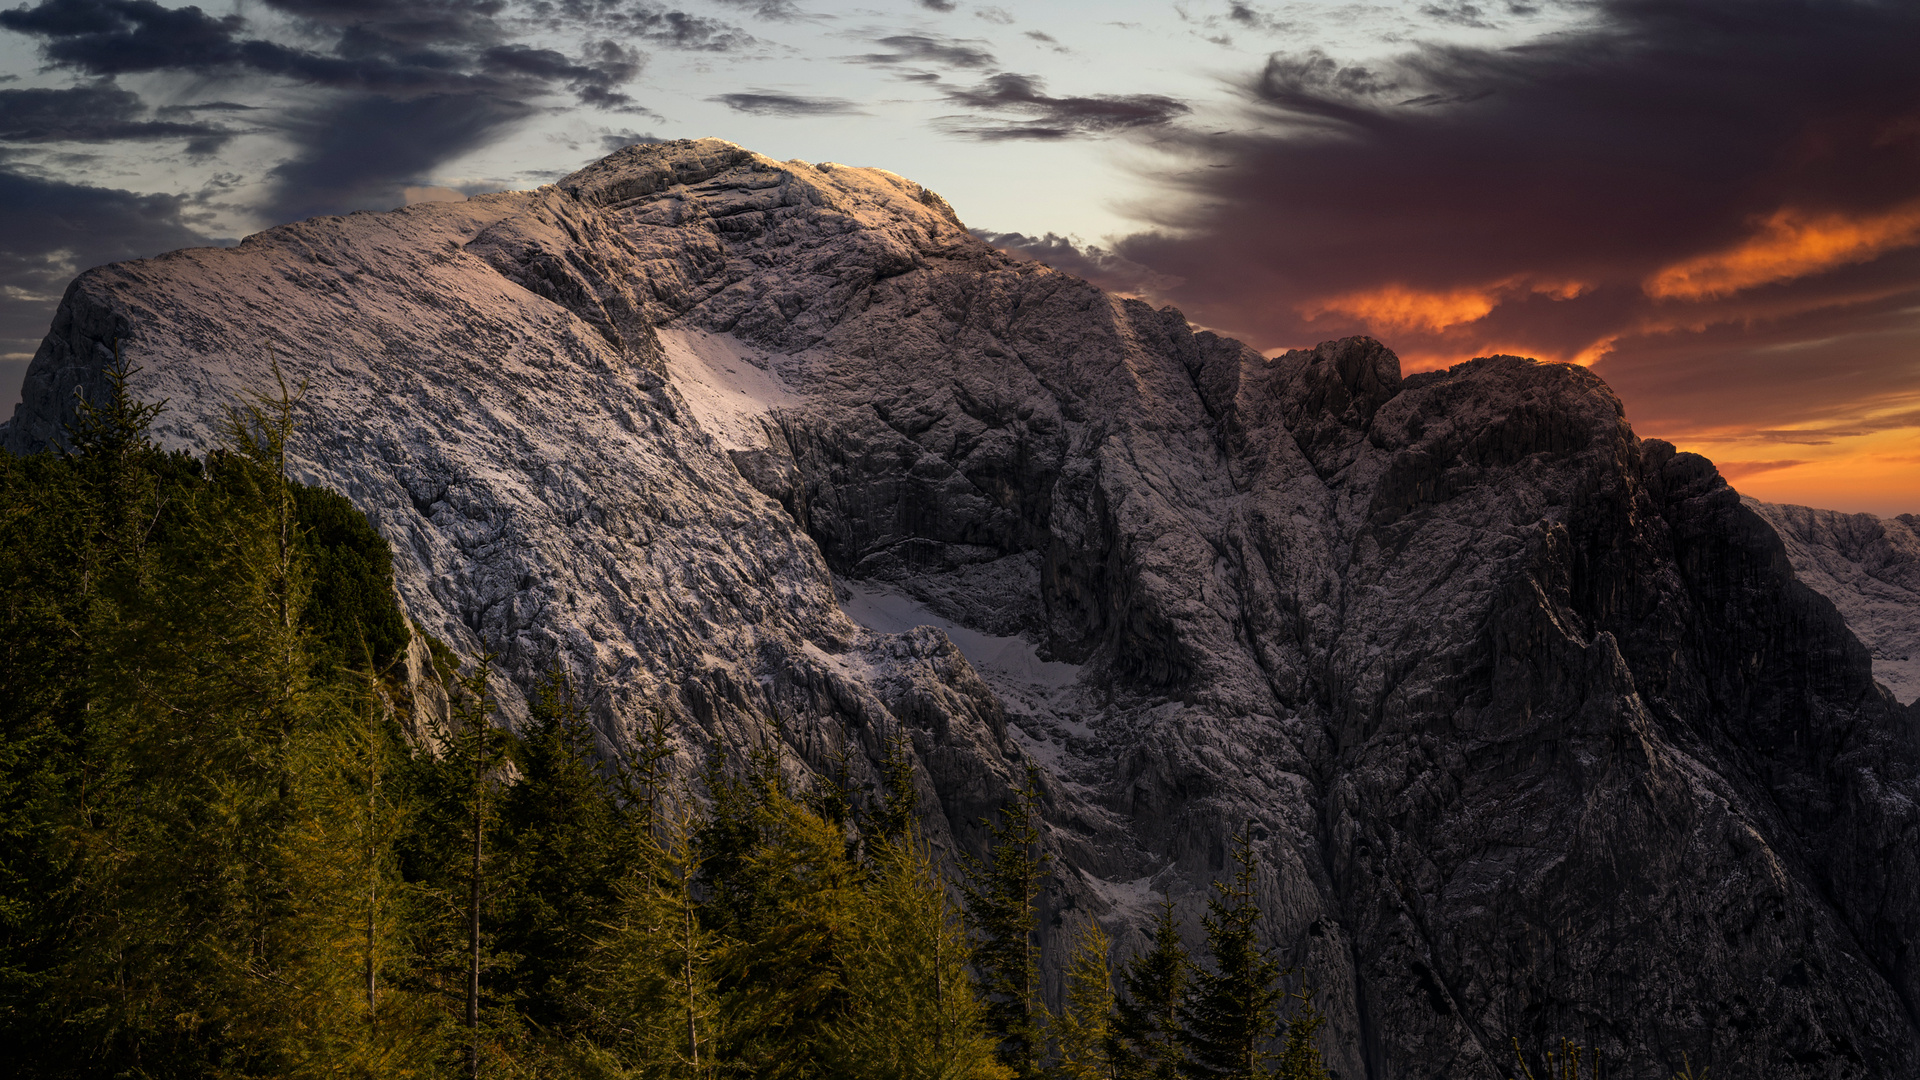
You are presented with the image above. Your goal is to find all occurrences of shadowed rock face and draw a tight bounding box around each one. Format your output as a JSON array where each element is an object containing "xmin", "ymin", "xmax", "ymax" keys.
[
  {"xmin": 5, "ymin": 138, "xmax": 1918, "ymax": 1079},
  {"xmin": 1746, "ymin": 500, "xmax": 1920, "ymax": 707}
]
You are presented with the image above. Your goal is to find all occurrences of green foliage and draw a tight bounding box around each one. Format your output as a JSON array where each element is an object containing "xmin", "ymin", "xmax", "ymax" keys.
[
  {"xmin": 1270, "ymin": 989, "xmax": 1328, "ymax": 1080},
  {"xmin": 1114, "ymin": 899, "xmax": 1192, "ymax": 1080},
  {"xmin": 494, "ymin": 670, "xmax": 635, "ymax": 1033},
  {"xmin": 827, "ymin": 831, "xmax": 1009, "ymax": 1080},
  {"xmin": 0, "ymin": 351, "xmax": 1354, "ymax": 1080},
  {"xmin": 1051, "ymin": 918, "xmax": 1119, "ymax": 1080},
  {"xmin": 1183, "ymin": 829, "xmax": 1284, "ymax": 1080},
  {"xmin": 962, "ymin": 768, "xmax": 1050, "ymax": 1079},
  {"xmin": 292, "ymin": 483, "xmax": 410, "ymax": 672}
]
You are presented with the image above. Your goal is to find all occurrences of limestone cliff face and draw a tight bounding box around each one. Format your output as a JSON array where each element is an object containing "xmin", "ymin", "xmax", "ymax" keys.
[{"xmin": 6, "ymin": 138, "xmax": 1918, "ymax": 1079}]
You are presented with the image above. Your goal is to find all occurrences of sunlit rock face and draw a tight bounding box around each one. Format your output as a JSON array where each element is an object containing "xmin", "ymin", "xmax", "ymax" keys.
[{"xmin": 6, "ymin": 138, "xmax": 1918, "ymax": 1079}]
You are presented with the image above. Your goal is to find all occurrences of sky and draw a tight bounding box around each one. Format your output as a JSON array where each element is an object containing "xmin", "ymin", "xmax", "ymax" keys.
[{"xmin": 0, "ymin": 0, "xmax": 1915, "ymax": 516}]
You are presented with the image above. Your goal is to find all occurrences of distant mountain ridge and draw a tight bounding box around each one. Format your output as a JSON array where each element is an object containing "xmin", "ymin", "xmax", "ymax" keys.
[
  {"xmin": 5, "ymin": 138, "xmax": 1918, "ymax": 1079},
  {"xmin": 1745, "ymin": 499, "xmax": 1920, "ymax": 705}
]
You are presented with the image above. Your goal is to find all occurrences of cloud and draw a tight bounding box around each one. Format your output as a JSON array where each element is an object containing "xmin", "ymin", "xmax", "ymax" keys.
[
  {"xmin": 1645, "ymin": 202, "xmax": 1920, "ymax": 300},
  {"xmin": 1715, "ymin": 459, "xmax": 1811, "ymax": 480},
  {"xmin": 972, "ymin": 229, "xmax": 1185, "ymax": 297},
  {"xmin": 0, "ymin": 167, "xmax": 227, "ymax": 409},
  {"xmin": 0, "ymin": 0, "xmax": 632, "ymax": 102},
  {"xmin": 1096, "ymin": 0, "xmax": 1920, "ymax": 473},
  {"xmin": 709, "ymin": 91, "xmax": 860, "ymax": 116},
  {"xmin": 851, "ymin": 33, "xmax": 995, "ymax": 69},
  {"xmin": 706, "ymin": 0, "xmax": 802, "ymax": 21},
  {"xmin": 0, "ymin": 0, "xmax": 250, "ymax": 74},
  {"xmin": 599, "ymin": 127, "xmax": 664, "ymax": 153},
  {"xmin": 266, "ymin": 93, "xmax": 534, "ymax": 222},
  {"xmin": 938, "ymin": 73, "xmax": 1188, "ymax": 140},
  {"xmin": 1419, "ymin": 2, "xmax": 1498, "ymax": 29},
  {"xmin": 918, "ymin": 0, "xmax": 955, "ymax": 11},
  {"xmin": 0, "ymin": 0, "xmax": 647, "ymax": 223},
  {"xmin": 626, "ymin": 6, "xmax": 754, "ymax": 51},
  {"xmin": 0, "ymin": 84, "xmax": 236, "ymax": 152},
  {"xmin": 481, "ymin": 39, "xmax": 643, "ymax": 108},
  {"xmin": 540, "ymin": 2, "xmax": 756, "ymax": 51}
]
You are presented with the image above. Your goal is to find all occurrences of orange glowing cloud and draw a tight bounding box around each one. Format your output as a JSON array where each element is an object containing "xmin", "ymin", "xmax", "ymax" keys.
[
  {"xmin": 1645, "ymin": 201, "xmax": 1920, "ymax": 300},
  {"xmin": 1298, "ymin": 278, "xmax": 1591, "ymax": 335},
  {"xmin": 1299, "ymin": 284, "xmax": 1497, "ymax": 333}
]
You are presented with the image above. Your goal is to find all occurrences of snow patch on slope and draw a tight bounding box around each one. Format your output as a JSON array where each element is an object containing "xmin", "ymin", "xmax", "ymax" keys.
[
  {"xmin": 658, "ymin": 326, "xmax": 801, "ymax": 452},
  {"xmin": 839, "ymin": 578, "xmax": 1081, "ymax": 690}
]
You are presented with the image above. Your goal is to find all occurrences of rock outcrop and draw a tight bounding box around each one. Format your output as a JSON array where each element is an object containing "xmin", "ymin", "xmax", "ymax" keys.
[
  {"xmin": 1746, "ymin": 499, "xmax": 1920, "ymax": 705},
  {"xmin": 5, "ymin": 139, "xmax": 1918, "ymax": 1079}
]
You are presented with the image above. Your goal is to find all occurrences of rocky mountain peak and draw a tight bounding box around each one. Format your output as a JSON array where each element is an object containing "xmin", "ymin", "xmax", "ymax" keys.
[{"xmin": 4, "ymin": 140, "xmax": 1917, "ymax": 1078}]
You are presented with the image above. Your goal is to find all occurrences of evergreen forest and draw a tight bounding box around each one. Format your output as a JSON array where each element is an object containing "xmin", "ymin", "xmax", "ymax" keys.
[{"xmin": 0, "ymin": 359, "xmax": 1331, "ymax": 1079}]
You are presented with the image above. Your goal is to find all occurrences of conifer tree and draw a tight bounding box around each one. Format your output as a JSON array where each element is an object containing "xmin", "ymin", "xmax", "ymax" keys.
[
  {"xmin": 415, "ymin": 656, "xmax": 516, "ymax": 1077},
  {"xmin": 718, "ymin": 776, "xmax": 864, "ymax": 1079},
  {"xmin": 1183, "ymin": 829, "xmax": 1283, "ymax": 1080},
  {"xmin": 865, "ymin": 726, "xmax": 919, "ymax": 847},
  {"xmin": 1271, "ymin": 988, "xmax": 1329, "ymax": 1080},
  {"xmin": 1052, "ymin": 917, "xmax": 1120, "ymax": 1080},
  {"xmin": 268, "ymin": 646, "xmax": 439, "ymax": 1077},
  {"xmin": 593, "ymin": 801, "xmax": 727, "ymax": 1078},
  {"xmin": 828, "ymin": 826, "xmax": 1009, "ymax": 1080},
  {"xmin": 1114, "ymin": 899, "xmax": 1190, "ymax": 1080},
  {"xmin": 497, "ymin": 668, "xmax": 632, "ymax": 1034},
  {"xmin": 962, "ymin": 767, "xmax": 1049, "ymax": 1080}
]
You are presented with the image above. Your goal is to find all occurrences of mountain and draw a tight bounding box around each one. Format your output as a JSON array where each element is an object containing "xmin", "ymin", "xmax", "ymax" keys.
[
  {"xmin": 1745, "ymin": 499, "xmax": 1920, "ymax": 706},
  {"xmin": 5, "ymin": 138, "xmax": 1917, "ymax": 1079}
]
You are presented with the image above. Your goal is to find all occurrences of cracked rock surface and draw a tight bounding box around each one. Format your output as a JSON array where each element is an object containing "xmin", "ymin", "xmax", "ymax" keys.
[
  {"xmin": 1746, "ymin": 499, "xmax": 1920, "ymax": 706},
  {"xmin": 6, "ymin": 139, "xmax": 1919, "ymax": 1079}
]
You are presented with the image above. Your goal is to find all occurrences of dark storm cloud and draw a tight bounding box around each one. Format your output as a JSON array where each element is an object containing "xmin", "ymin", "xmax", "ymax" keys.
[
  {"xmin": 971, "ymin": 229, "xmax": 1183, "ymax": 297},
  {"xmin": 0, "ymin": 0, "xmax": 247, "ymax": 73},
  {"xmin": 266, "ymin": 92, "xmax": 532, "ymax": 222},
  {"xmin": 0, "ymin": 84, "xmax": 234, "ymax": 152},
  {"xmin": 917, "ymin": 0, "xmax": 956, "ymax": 11},
  {"xmin": 0, "ymin": 0, "xmax": 645, "ymax": 104},
  {"xmin": 480, "ymin": 40, "xmax": 642, "ymax": 107},
  {"xmin": 626, "ymin": 7, "xmax": 753, "ymax": 50},
  {"xmin": 0, "ymin": 0, "xmax": 646, "ymax": 220},
  {"xmin": 0, "ymin": 167, "xmax": 225, "ymax": 408},
  {"xmin": 259, "ymin": 0, "xmax": 508, "ymax": 44},
  {"xmin": 937, "ymin": 73, "xmax": 1188, "ymax": 140},
  {"xmin": 709, "ymin": 91, "xmax": 859, "ymax": 116},
  {"xmin": 851, "ymin": 33, "xmax": 994, "ymax": 69},
  {"xmin": 1104, "ymin": 0, "xmax": 1920, "ymax": 454},
  {"xmin": 599, "ymin": 128, "xmax": 663, "ymax": 153}
]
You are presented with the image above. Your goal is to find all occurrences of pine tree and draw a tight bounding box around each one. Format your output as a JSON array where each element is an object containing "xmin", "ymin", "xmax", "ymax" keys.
[
  {"xmin": 1183, "ymin": 828, "xmax": 1284, "ymax": 1080},
  {"xmin": 412, "ymin": 656, "xmax": 516, "ymax": 1077},
  {"xmin": 1271, "ymin": 988, "xmax": 1329, "ymax": 1080},
  {"xmin": 864, "ymin": 726, "xmax": 919, "ymax": 847},
  {"xmin": 496, "ymin": 668, "xmax": 632, "ymax": 1035},
  {"xmin": 961, "ymin": 767, "xmax": 1049, "ymax": 1080},
  {"xmin": 717, "ymin": 776, "xmax": 864, "ymax": 1079},
  {"xmin": 593, "ymin": 801, "xmax": 727, "ymax": 1078},
  {"xmin": 1114, "ymin": 899, "xmax": 1190, "ymax": 1080},
  {"xmin": 1051, "ymin": 917, "xmax": 1120, "ymax": 1080},
  {"xmin": 827, "ymin": 825, "xmax": 1010, "ymax": 1080}
]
